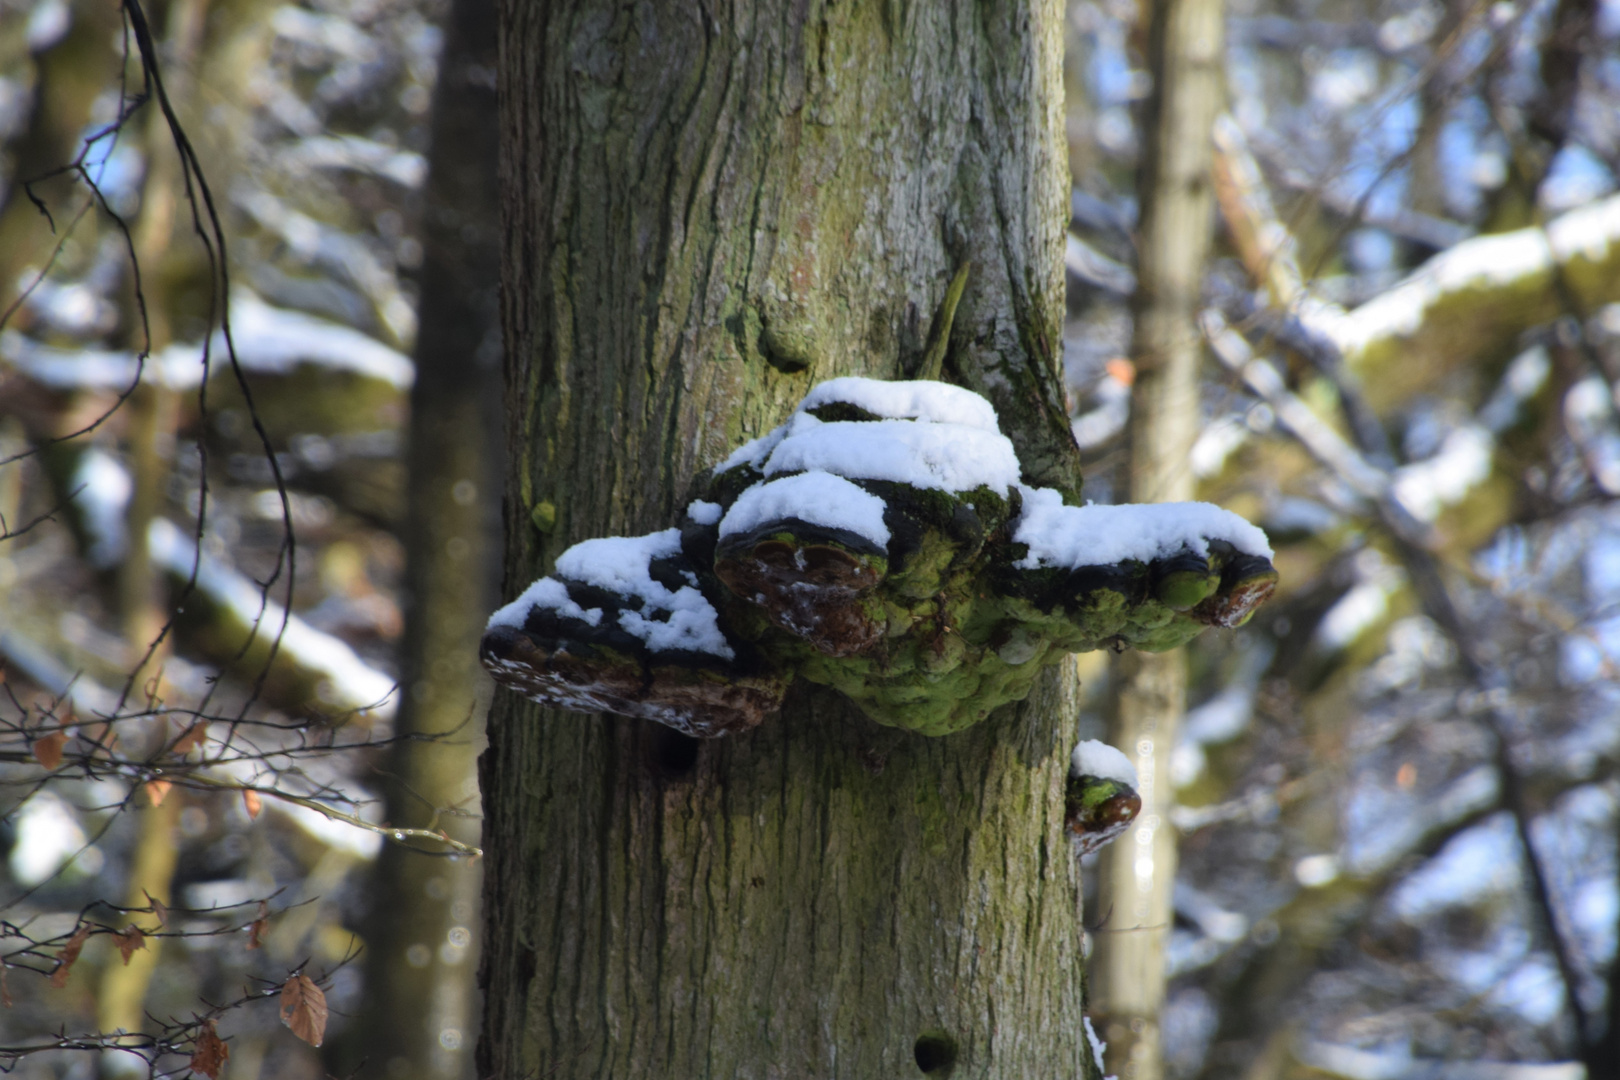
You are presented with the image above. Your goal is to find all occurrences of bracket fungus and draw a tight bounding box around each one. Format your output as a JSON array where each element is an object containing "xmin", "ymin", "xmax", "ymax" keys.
[
  {"xmin": 482, "ymin": 377, "xmax": 1277, "ymax": 738},
  {"xmin": 1066, "ymin": 739, "xmax": 1143, "ymax": 855}
]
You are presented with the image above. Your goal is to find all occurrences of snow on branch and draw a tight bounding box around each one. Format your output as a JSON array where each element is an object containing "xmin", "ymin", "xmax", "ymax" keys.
[
  {"xmin": 483, "ymin": 378, "xmax": 1278, "ymax": 738},
  {"xmin": 1, "ymin": 288, "xmax": 413, "ymax": 392},
  {"xmin": 147, "ymin": 519, "xmax": 398, "ymax": 717},
  {"xmin": 1300, "ymin": 193, "xmax": 1620, "ymax": 389}
]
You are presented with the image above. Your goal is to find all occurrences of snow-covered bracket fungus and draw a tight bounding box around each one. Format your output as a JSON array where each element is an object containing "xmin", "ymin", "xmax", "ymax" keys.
[
  {"xmin": 1066, "ymin": 739, "xmax": 1142, "ymax": 855},
  {"xmin": 481, "ymin": 378, "xmax": 1277, "ymax": 738}
]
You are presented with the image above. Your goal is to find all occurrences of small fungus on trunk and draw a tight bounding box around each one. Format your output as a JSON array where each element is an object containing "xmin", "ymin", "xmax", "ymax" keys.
[
  {"xmin": 482, "ymin": 378, "xmax": 1277, "ymax": 737},
  {"xmin": 1066, "ymin": 739, "xmax": 1144, "ymax": 854}
]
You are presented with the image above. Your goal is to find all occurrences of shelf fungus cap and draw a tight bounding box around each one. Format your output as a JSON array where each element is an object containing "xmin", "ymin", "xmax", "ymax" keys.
[
  {"xmin": 1065, "ymin": 739, "xmax": 1142, "ymax": 855},
  {"xmin": 480, "ymin": 530, "xmax": 787, "ymax": 737},
  {"xmin": 715, "ymin": 472, "xmax": 891, "ymax": 656}
]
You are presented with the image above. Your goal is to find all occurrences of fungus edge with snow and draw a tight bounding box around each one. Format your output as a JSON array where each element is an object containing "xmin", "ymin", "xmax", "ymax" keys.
[{"xmin": 1066, "ymin": 739, "xmax": 1143, "ymax": 855}]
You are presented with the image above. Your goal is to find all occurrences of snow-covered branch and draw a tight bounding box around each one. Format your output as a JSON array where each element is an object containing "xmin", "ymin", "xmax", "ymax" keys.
[{"xmin": 1301, "ymin": 195, "xmax": 1620, "ymax": 394}]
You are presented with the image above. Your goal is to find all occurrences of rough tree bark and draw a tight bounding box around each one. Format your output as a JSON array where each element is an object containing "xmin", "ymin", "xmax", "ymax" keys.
[
  {"xmin": 480, "ymin": 3, "xmax": 1095, "ymax": 1077},
  {"xmin": 1091, "ymin": 0, "xmax": 1224, "ymax": 1076}
]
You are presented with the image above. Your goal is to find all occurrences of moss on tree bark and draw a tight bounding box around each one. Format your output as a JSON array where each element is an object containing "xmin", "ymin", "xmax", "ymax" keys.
[{"xmin": 481, "ymin": 2, "xmax": 1099, "ymax": 1076}]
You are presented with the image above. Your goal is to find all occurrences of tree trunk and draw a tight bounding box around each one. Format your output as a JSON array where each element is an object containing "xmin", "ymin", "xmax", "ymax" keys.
[
  {"xmin": 99, "ymin": 4, "xmax": 211, "ymax": 1069},
  {"xmin": 1091, "ymin": 0, "xmax": 1224, "ymax": 1075},
  {"xmin": 480, "ymin": 3, "xmax": 1093, "ymax": 1077},
  {"xmin": 353, "ymin": 1, "xmax": 502, "ymax": 1077}
]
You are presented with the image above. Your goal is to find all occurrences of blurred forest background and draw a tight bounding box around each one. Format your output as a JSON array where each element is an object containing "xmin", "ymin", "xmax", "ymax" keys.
[{"xmin": 0, "ymin": 0, "xmax": 1616, "ymax": 1079}]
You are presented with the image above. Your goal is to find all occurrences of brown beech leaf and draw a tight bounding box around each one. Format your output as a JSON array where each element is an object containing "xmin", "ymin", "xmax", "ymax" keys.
[
  {"xmin": 171, "ymin": 721, "xmax": 208, "ymax": 755},
  {"xmin": 246, "ymin": 901, "xmax": 268, "ymax": 951},
  {"xmin": 144, "ymin": 890, "xmax": 169, "ymax": 928},
  {"xmin": 113, "ymin": 924, "xmax": 146, "ymax": 966},
  {"xmin": 49, "ymin": 924, "xmax": 91, "ymax": 989},
  {"xmin": 145, "ymin": 778, "xmax": 173, "ymax": 807},
  {"xmin": 82, "ymin": 720, "xmax": 114, "ymax": 751},
  {"xmin": 31, "ymin": 731, "xmax": 67, "ymax": 771},
  {"xmin": 242, "ymin": 789, "xmax": 263, "ymax": 820},
  {"xmin": 189, "ymin": 1019, "xmax": 230, "ymax": 1079},
  {"xmin": 279, "ymin": 974, "xmax": 328, "ymax": 1047}
]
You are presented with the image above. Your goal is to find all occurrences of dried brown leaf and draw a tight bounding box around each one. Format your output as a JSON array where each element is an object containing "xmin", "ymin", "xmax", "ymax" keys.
[
  {"xmin": 171, "ymin": 721, "xmax": 208, "ymax": 755},
  {"xmin": 113, "ymin": 924, "xmax": 146, "ymax": 965},
  {"xmin": 242, "ymin": 789, "xmax": 263, "ymax": 820},
  {"xmin": 144, "ymin": 890, "xmax": 169, "ymax": 928},
  {"xmin": 145, "ymin": 778, "xmax": 173, "ymax": 807},
  {"xmin": 246, "ymin": 901, "xmax": 268, "ymax": 951},
  {"xmin": 189, "ymin": 1019, "xmax": 230, "ymax": 1079},
  {"xmin": 279, "ymin": 974, "xmax": 328, "ymax": 1047},
  {"xmin": 31, "ymin": 731, "xmax": 67, "ymax": 771},
  {"xmin": 49, "ymin": 924, "xmax": 91, "ymax": 989},
  {"xmin": 83, "ymin": 720, "xmax": 114, "ymax": 751}
]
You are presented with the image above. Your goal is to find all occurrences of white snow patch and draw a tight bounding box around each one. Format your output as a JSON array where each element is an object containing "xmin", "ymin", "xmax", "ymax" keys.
[
  {"xmin": 1170, "ymin": 742, "xmax": 1209, "ymax": 791},
  {"xmin": 1390, "ymin": 424, "xmax": 1494, "ymax": 522},
  {"xmin": 9, "ymin": 791, "xmax": 93, "ymax": 886},
  {"xmin": 55, "ymin": 455, "xmax": 397, "ymax": 717},
  {"xmin": 1012, "ymin": 486, "xmax": 1273, "ymax": 570},
  {"xmin": 1083, "ymin": 1017, "xmax": 1116, "ymax": 1080},
  {"xmin": 719, "ymin": 472, "xmax": 890, "ymax": 547},
  {"xmin": 762, "ymin": 413, "xmax": 1020, "ymax": 494},
  {"xmin": 1390, "ymin": 812, "xmax": 1521, "ymax": 919},
  {"xmin": 1565, "ymin": 376, "xmax": 1620, "ymax": 494},
  {"xmin": 1184, "ymin": 687, "xmax": 1257, "ymax": 746},
  {"xmin": 1071, "ymin": 374, "xmax": 1131, "ymax": 450},
  {"xmin": 1303, "ymin": 192, "xmax": 1620, "ymax": 365},
  {"xmin": 72, "ymin": 448, "xmax": 133, "ymax": 568},
  {"xmin": 26, "ymin": 0, "xmax": 71, "ymax": 50},
  {"xmin": 1546, "ymin": 190, "xmax": 1620, "ymax": 264},
  {"xmin": 685, "ymin": 500, "xmax": 723, "ymax": 526},
  {"xmin": 1318, "ymin": 229, "xmax": 1553, "ymax": 360},
  {"xmin": 1172, "ymin": 649, "xmax": 1270, "ymax": 790},
  {"xmin": 282, "ymin": 134, "xmax": 427, "ymax": 188},
  {"xmin": 717, "ymin": 427, "xmax": 787, "ymax": 474},
  {"xmin": 555, "ymin": 529, "xmax": 681, "ymax": 595},
  {"xmin": 1295, "ymin": 853, "xmax": 1341, "ymax": 888},
  {"xmin": 795, "ymin": 376, "xmax": 1002, "ymax": 432},
  {"xmin": 1190, "ymin": 416, "xmax": 1249, "ymax": 478},
  {"xmin": 1071, "ymin": 739, "xmax": 1139, "ymax": 787},
  {"xmin": 1314, "ymin": 576, "xmax": 1398, "ymax": 652},
  {"xmin": 486, "ymin": 576, "xmax": 604, "ymax": 631},
  {"xmin": 554, "ymin": 529, "xmax": 734, "ymax": 659},
  {"xmin": 0, "ymin": 288, "xmax": 412, "ymax": 391},
  {"xmin": 1479, "ymin": 346, "xmax": 1551, "ymax": 433},
  {"xmin": 222, "ymin": 289, "xmax": 414, "ymax": 388},
  {"xmin": 147, "ymin": 518, "xmax": 399, "ymax": 717}
]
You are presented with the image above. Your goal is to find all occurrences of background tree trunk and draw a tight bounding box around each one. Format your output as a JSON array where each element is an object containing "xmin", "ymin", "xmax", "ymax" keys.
[
  {"xmin": 480, "ymin": 3, "xmax": 1095, "ymax": 1076},
  {"xmin": 1091, "ymin": 0, "xmax": 1224, "ymax": 1075},
  {"xmin": 352, "ymin": 1, "xmax": 502, "ymax": 1077}
]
